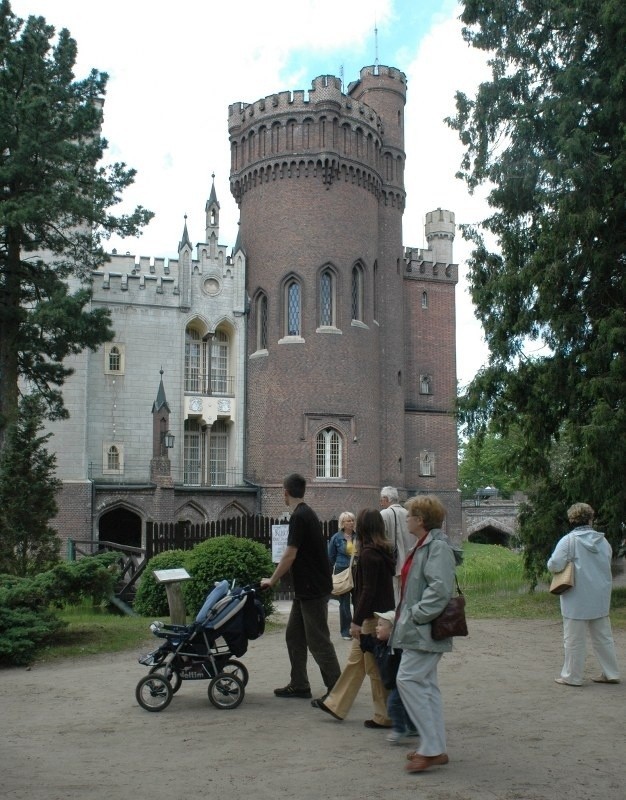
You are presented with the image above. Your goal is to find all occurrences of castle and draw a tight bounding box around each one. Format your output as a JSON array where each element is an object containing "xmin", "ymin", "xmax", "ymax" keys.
[{"xmin": 47, "ymin": 65, "xmax": 460, "ymax": 551}]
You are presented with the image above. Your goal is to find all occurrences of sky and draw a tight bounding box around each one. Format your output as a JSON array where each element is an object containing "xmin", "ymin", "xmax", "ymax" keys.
[{"xmin": 11, "ymin": 0, "xmax": 492, "ymax": 388}]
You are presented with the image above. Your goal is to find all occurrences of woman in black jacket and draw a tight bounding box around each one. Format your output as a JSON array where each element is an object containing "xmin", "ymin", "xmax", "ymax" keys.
[{"xmin": 311, "ymin": 508, "xmax": 395, "ymax": 726}]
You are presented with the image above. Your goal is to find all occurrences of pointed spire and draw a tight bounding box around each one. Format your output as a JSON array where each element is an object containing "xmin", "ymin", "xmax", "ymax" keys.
[
  {"xmin": 152, "ymin": 368, "xmax": 171, "ymax": 413},
  {"xmin": 178, "ymin": 214, "xmax": 192, "ymax": 251},
  {"xmin": 206, "ymin": 172, "xmax": 220, "ymax": 211},
  {"xmin": 233, "ymin": 219, "xmax": 245, "ymax": 255}
]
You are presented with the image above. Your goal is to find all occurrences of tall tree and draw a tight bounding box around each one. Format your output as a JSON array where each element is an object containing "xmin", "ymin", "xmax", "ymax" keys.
[
  {"xmin": 448, "ymin": 0, "xmax": 626, "ymax": 581},
  {"xmin": 0, "ymin": 394, "xmax": 61, "ymax": 576},
  {"xmin": 0, "ymin": 1, "xmax": 153, "ymax": 447}
]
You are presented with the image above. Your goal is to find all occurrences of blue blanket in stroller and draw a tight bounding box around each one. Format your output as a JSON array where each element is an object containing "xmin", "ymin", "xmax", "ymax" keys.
[{"xmin": 193, "ymin": 581, "xmax": 265, "ymax": 657}]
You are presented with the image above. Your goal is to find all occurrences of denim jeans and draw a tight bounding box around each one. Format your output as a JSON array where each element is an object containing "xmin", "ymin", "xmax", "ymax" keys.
[
  {"xmin": 338, "ymin": 592, "xmax": 352, "ymax": 637},
  {"xmin": 387, "ymin": 687, "xmax": 417, "ymax": 733}
]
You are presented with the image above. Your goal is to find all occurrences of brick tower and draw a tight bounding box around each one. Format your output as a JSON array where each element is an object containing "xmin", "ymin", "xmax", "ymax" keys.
[{"xmin": 229, "ymin": 66, "xmax": 459, "ymax": 528}]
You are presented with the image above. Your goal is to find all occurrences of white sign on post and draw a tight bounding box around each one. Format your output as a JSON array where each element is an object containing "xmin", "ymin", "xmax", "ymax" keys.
[
  {"xmin": 271, "ymin": 524, "xmax": 290, "ymax": 563},
  {"xmin": 153, "ymin": 568, "xmax": 191, "ymax": 584}
]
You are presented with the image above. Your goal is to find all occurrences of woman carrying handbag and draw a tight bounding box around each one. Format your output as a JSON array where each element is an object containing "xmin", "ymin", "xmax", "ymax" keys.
[
  {"xmin": 328, "ymin": 512, "xmax": 356, "ymax": 640},
  {"xmin": 312, "ymin": 508, "xmax": 395, "ymax": 726},
  {"xmin": 547, "ymin": 502, "xmax": 620, "ymax": 686}
]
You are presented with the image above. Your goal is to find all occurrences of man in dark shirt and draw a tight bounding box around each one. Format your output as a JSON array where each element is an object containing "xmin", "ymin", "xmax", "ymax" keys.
[{"xmin": 261, "ymin": 473, "xmax": 341, "ymax": 698}]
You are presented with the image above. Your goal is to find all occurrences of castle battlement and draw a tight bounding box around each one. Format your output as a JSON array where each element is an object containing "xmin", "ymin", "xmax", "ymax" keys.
[
  {"xmin": 403, "ymin": 248, "xmax": 458, "ymax": 284},
  {"xmin": 92, "ymin": 244, "xmax": 238, "ymax": 301},
  {"xmin": 91, "ymin": 268, "xmax": 180, "ymax": 298},
  {"xmin": 425, "ymin": 208, "xmax": 455, "ymax": 239},
  {"xmin": 228, "ymin": 74, "xmax": 383, "ymax": 137},
  {"xmin": 348, "ymin": 64, "xmax": 408, "ymax": 95}
]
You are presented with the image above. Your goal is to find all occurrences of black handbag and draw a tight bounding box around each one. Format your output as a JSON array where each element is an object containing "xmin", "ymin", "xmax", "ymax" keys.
[{"xmin": 431, "ymin": 575, "xmax": 468, "ymax": 640}]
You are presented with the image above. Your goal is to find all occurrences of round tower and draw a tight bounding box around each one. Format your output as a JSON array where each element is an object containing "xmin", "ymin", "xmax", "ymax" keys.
[
  {"xmin": 347, "ymin": 66, "xmax": 408, "ymax": 486},
  {"xmin": 425, "ymin": 208, "xmax": 455, "ymax": 264},
  {"xmin": 228, "ymin": 67, "xmax": 407, "ymax": 516}
]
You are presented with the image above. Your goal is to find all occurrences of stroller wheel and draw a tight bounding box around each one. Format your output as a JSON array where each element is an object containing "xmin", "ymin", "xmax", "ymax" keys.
[
  {"xmin": 208, "ymin": 672, "xmax": 244, "ymax": 710},
  {"xmin": 149, "ymin": 664, "xmax": 182, "ymax": 694},
  {"xmin": 135, "ymin": 674, "xmax": 173, "ymax": 712},
  {"xmin": 221, "ymin": 659, "xmax": 249, "ymax": 687}
]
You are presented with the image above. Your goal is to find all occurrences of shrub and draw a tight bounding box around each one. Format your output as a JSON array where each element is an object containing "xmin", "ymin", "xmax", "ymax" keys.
[
  {"xmin": 184, "ymin": 536, "xmax": 274, "ymax": 617},
  {"xmin": 132, "ymin": 549, "xmax": 187, "ymax": 617},
  {"xmin": 0, "ymin": 552, "xmax": 121, "ymax": 666}
]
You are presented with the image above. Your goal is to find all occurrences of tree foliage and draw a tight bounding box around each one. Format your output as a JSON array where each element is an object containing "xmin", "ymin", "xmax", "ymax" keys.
[
  {"xmin": 0, "ymin": 551, "xmax": 120, "ymax": 665},
  {"xmin": 458, "ymin": 426, "xmax": 526, "ymax": 500},
  {"xmin": 448, "ymin": 0, "xmax": 626, "ymax": 581},
  {"xmin": 0, "ymin": 1, "xmax": 153, "ymax": 444},
  {"xmin": 0, "ymin": 394, "xmax": 61, "ymax": 576}
]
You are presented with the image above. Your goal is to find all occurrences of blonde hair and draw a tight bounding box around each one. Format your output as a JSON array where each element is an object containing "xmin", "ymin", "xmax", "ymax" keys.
[
  {"xmin": 404, "ymin": 495, "xmax": 446, "ymax": 531},
  {"xmin": 338, "ymin": 511, "xmax": 355, "ymax": 530},
  {"xmin": 567, "ymin": 503, "xmax": 594, "ymax": 527}
]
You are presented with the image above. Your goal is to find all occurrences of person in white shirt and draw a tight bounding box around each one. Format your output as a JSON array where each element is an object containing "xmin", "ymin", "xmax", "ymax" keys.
[{"xmin": 380, "ymin": 486, "xmax": 414, "ymax": 603}]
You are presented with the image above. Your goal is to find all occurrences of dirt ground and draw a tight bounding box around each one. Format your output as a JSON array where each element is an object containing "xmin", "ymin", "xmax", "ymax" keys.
[{"xmin": 1, "ymin": 601, "xmax": 624, "ymax": 800}]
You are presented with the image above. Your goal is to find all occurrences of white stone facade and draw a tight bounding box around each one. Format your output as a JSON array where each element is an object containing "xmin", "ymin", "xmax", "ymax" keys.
[{"xmin": 46, "ymin": 184, "xmax": 255, "ymax": 548}]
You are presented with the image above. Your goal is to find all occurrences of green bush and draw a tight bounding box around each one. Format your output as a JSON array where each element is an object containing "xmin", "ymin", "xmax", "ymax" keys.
[
  {"xmin": 0, "ymin": 552, "xmax": 120, "ymax": 666},
  {"xmin": 132, "ymin": 549, "xmax": 187, "ymax": 617},
  {"xmin": 184, "ymin": 536, "xmax": 274, "ymax": 616},
  {"xmin": 134, "ymin": 538, "xmax": 275, "ymax": 619}
]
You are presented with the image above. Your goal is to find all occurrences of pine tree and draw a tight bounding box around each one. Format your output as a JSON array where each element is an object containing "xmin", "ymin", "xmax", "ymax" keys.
[
  {"xmin": 448, "ymin": 0, "xmax": 626, "ymax": 581},
  {"xmin": 0, "ymin": 395, "xmax": 62, "ymax": 576},
  {"xmin": 0, "ymin": 1, "xmax": 153, "ymax": 447}
]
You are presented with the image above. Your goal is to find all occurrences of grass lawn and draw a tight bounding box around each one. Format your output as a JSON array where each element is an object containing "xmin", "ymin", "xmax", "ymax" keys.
[{"xmin": 36, "ymin": 543, "xmax": 625, "ymax": 662}]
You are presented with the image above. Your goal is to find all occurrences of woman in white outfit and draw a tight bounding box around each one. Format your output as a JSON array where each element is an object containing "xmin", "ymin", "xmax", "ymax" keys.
[{"xmin": 547, "ymin": 502, "xmax": 620, "ymax": 686}]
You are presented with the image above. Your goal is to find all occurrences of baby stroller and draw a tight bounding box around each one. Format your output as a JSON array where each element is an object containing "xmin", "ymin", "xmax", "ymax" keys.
[{"xmin": 135, "ymin": 580, "xmax": 265, "ymax": 712}]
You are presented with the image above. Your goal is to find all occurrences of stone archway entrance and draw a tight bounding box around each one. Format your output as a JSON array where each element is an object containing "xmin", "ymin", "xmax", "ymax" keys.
[
  {"xmin": 467, "ymin": 516, "xmax": 515, "ymax": 547},
  {"xmin": 99, "ymin": 507, "xmax": 142, "ymax": 549}
]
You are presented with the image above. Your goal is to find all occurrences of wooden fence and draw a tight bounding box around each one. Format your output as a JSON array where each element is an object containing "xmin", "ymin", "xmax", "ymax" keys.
[
  {"xmin": 146, "ymin": 515, "xmax": 339, "ymax": 599},
  {"xmin": 146, "ymin": 515, "xmax": 338, "ymax": 558}
]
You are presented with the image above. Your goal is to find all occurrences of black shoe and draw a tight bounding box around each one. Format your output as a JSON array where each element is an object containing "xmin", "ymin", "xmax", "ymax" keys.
[
  {"xmin": 364, "ymin": 719, "xmax": 392, "ymax": 729},
  {"xmin": 274, "ymin": 684, "xmax": 312, "ymax": 698},
  {"xmin": 311, "ymin": 697, "xmax": 343, "ymax": 720}
]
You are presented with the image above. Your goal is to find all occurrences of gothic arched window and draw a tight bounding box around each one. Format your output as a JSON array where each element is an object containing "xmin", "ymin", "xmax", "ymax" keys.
[
  {"xmin": 107, "ymin": 445, "xmax": 120, "ymax": 471},
  {"xmin": 184, "ymin": 327, "xmax": 202, "ymax": 392},
  {"xmin": 285, "ymin": 279, "xmax": 301, "ymax": 336},
  {"xmin": 316, "ymin": 428, "xmax": 342, "ymax": 478},
  {"xmin": 211, "ymin": 330, "xmax": 229, "ymax": 395},
  {"xmin": 319, "ymin": 268, "xmax": 335, "ymax": 327},
  {"xmin": 256, "ymin": 292, "xmax": 268, "ymax": 350},
  {"xmin": 351, "ymin": 264, "xmax": 364, "ymax": 322}
]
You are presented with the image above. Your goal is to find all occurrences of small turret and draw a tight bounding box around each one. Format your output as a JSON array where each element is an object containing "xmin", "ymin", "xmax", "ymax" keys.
[{"xmin": 425, "ymin": 208, "xmax": 455, "ymax": 264}]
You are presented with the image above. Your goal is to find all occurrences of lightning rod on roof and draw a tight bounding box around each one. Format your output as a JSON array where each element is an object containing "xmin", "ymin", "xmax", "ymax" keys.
[{"xmin": 374, "ymin": 16, "xmax": 379, "ymax": 73}]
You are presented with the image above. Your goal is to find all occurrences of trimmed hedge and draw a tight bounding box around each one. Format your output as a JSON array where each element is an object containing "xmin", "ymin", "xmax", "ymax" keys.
[{"xmin": 134, "ymin": 536, "xmax": 274, "ymax": 618}]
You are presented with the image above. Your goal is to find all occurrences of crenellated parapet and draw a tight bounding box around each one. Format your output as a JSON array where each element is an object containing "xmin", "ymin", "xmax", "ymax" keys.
[
  {"xmin": 229, "ymin": 68, "xmax": 407, "ymax": 206},
  {"xmin": 347, "ymin": 64, "xmax": 408, "ymax": 100},
  {"xmin": 91, "ymin": 244, "xmax": 238, "ymax": 303},
  {"xmin": 403, "ymin": 250, "xmax": 458, "ymax": 284},
  {"xmin": 228, "ymin": 74, "xmax": 383, "ymax": 140},
  {"xmin": 404, "ymin": 210, "xmax": 457, "ymax": 284}
]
